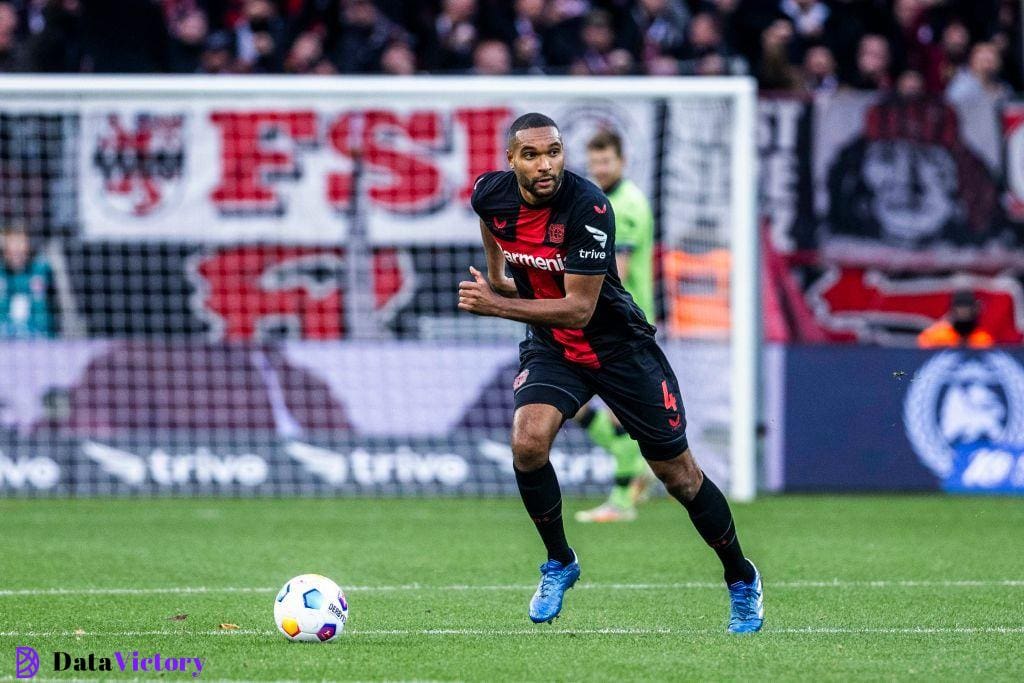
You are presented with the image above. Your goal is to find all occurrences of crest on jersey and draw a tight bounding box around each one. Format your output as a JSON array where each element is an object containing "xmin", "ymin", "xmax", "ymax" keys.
[
  {"xmin": 91, "ymin": 112, "xmax": 187, "ymax": 217},
  {"xmin": 904, "ymin": 351, "xmax": 1024, "ymax": 477},
  {"xmin": 547, "ymin": 223, "xmax": 565, "ymax": 244}
]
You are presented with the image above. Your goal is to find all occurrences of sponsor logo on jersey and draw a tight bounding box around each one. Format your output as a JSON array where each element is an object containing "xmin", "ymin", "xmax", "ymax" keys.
[
  {"xmin": 501, "ymin": 249, "xmax": 565, "ymax": 272},
  {"xmin": 585, "ymin": 225, "xmax": 607, "ymax": 248},
  {"xmin": 578, "ymin": 249, "xmax": 606, "ymax": 260}
]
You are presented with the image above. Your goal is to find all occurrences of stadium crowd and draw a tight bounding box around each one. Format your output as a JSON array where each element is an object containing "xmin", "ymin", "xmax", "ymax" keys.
[{"xmin": 0, "ymin": 0, "xmax": 1017, "ymax": 94}]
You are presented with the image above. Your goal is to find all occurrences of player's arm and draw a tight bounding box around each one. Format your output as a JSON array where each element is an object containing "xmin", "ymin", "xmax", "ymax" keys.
[
  {"xmin": 459, "ymin": 267, "xmax": 603, "ymax": 328},
  {"xmin": 478, "ymin": 219, "xmax": 518, "ymax": 298}
]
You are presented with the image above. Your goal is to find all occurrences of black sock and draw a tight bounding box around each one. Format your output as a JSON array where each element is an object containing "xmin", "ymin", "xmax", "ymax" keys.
[
  {"xmin": 682, "ymin": 475, "xmax": 755, "ymax": 585},
  {"xmin": 514, "ymin": 462, "xmax": 573, "ymax": 566}
]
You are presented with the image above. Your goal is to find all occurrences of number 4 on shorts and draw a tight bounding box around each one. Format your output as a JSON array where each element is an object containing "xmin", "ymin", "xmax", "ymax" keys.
[{"xmin": 661, "ymin": 380, "xmax": 678, "ymax": 411}]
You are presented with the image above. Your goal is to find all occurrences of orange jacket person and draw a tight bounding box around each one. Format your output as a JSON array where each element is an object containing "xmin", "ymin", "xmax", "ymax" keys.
[{"xmin": 917, "ymin": 290, "xmax": 994, "ymax": 348}]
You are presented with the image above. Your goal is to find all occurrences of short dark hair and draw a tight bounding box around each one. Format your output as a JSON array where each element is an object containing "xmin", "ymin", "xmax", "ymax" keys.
[
  {"xmin": 586, "ymin": 129, "xmax": 623, "ymax": 157},
  {"xmin": 506, "ymin": 112, "xmax": 559, "ymax": 149},
  {"xmin": 2, "ymin": 221, "xmax": 29, "ymax": 237}
]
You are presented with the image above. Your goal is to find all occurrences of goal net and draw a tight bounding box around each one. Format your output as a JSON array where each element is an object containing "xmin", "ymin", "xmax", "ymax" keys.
[{"xmin": 0, "ymin": 76, "xmax": 757, "ymax": 500}]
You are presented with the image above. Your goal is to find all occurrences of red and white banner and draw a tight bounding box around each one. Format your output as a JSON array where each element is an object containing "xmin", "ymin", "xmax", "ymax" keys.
[{"xmin": 77, "ymin": 99, "xmax": 657, "ymax": 244}]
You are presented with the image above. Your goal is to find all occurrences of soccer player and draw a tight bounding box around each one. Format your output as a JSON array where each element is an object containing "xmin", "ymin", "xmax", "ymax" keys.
[
  {"xmin": 573, "ymin": 129, "xmax": 656, "ymax": 524},
  {"xmin": 460, "ymin": 113, "xmax": 764, "ymax": 633}
]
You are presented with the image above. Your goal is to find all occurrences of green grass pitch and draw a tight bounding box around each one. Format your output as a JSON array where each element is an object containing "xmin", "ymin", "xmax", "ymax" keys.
[{"xmin": 1, "ymin": 495, "xmax": 1022, "ymax": 681}]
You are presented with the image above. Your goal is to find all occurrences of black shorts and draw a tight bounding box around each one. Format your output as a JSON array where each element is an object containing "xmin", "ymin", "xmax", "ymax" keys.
[{"xmin": 512, "ymin": 341, "xmax": 689, "ymax": 461}]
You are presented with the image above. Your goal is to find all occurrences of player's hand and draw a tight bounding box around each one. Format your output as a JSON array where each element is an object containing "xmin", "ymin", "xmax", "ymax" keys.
[{"xmin": 459, "ymin": 266, "xmax": 504, "ymax": 317}]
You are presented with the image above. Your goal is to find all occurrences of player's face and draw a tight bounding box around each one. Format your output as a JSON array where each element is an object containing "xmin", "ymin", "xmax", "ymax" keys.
[
  {"xmin": 508, "ymin": 126, "xmax": 565, "ymax": 204},
  {"xmin": 586, "ymin": 148, "xmax": 623, "ymax": 193}
]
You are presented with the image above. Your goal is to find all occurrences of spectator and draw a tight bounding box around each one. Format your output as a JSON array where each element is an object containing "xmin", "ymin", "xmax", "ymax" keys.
[
  {"xmin": 992, "ymin": 0, "xmax": 1023, "ymax": 91},
  {"xmin": 891, "ymin": 0, "xmax": 944, "ymax": 93},
  {"xmin": 431, "ymin": 0, "xmax": 479, "ymax": 72},
  {"xmin": 896, "ymin": 68, "xmax": 925, "ymax": 98},
  {"xmin": 471, "ymin": 38, "xmax": 511, "ymax": 75},
  {"xmin": 938, "ymin": 20, "xmax": 971, "ymax": 88},
  {"xmin": 803, "ymin": 43, "xmax": 838, "ymax": 94},
  {"xmin": 327, "ymin": 0, "xmax": 407, "ymax": 74},
  {"xmin": 628, "ymin": 0, "xmax": 690, "ymax": 69},
  {"xmin": 946, "ymin": 42, "xmax": 1011, "ymax": 105},
  {"xmin": 380, "ymin": 40, "xmax": 417, "ymax": 75},
  {"xmin": 283, "ymin": 30, "xmax": 325, "ymax": 74},
  {"xmin": 570, "ymin": 9, "xmax": 633, "ymax": 76},
  {"xmin": 0, "ymin": 224, "xmax": 55, "ymax": 339},
  {"xmin": 199, "ymin": 29, "xmax": 237, "ymax": 73},
  {"xmin": 679, "ymin": 11, "xmax": 745, "ymax": 76},
  {"xmin": 506, "ymin": 0, "xmax": 547, "ymax": 72},
  {"xmin": 0, "ymin": 1, "xmax": 29, "ymax": 71},
  {"xmin": 758, "ymin": 19, "xmax": 801, "ymax": 91},
  {"xmin": 232, "ymin": 0, "xmax": 287, "ymax": 73},
  {"xmin": 779, "ymin": 0, "xmax": 829, "ymax": 42},
  {"xmin": 917, "ymin": 290, "xmax": 994, "ymax": 349},
  {"xmin": 851, "ymin": 33, "xmax": 892, "ymax": 90},
  {"xmin": 167, "ymin": 6, "xmax": 208, "ymax": 72}
]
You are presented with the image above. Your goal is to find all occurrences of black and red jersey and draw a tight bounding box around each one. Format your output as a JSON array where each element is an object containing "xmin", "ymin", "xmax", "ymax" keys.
[{"xmin": 471, "ymin": 169, "xmax": 655, "ymax": 368}]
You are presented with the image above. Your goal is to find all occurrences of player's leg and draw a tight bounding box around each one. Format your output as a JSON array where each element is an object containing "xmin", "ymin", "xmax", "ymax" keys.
[
  {"xmin": 591, "ymin": 343, "xmax": 763, "ymax": 633},
  {"xmin": 574, "ymin": 405, "xmax": 645, "ymax": 522},
  {"xmin": 511, "ymin": 352, "xmax": 591, "ymax": 623},
  {"xmin": 511, "ymin": 403, "xmax": 574, "ymax": 565},
  {"xmin": 645, "ymin": 451, "xmax": 763, "ymax": 633}
]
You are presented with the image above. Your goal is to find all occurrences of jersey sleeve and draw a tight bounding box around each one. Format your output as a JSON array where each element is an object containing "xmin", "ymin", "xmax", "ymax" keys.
[
  {"xmin": 470, "ymin": 171, "xmax": 501, "ymax": 216},
  {"xmin": 563, "ymin": 196, "xmax": 615, "ymax": 275}
]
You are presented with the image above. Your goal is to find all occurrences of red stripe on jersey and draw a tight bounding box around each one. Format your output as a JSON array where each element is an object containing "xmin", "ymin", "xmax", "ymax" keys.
[
  {"xmin": 525, "ymin": 269, "xmax": 601, "ymax": 369},
  {"xmin": 516, "ymin": 205, "xmax": 551, "ymax": 242}
]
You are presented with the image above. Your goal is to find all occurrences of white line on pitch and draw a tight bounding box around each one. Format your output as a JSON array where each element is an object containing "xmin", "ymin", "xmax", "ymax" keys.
[
  {"xmin": 1, "ymin": 626, "xmax": 1023, "ymax": 638},
  {"xmin": 2, "ymin": 579, "xmax": 1024, "ymax": 597}
]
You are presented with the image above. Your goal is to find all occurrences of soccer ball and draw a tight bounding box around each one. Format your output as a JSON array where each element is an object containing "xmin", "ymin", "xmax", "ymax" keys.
[{"xmin": 274, "ymin": 574, "xmax": 349, "ymax": 642}]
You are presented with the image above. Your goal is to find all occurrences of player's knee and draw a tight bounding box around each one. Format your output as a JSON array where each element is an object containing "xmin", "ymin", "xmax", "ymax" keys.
[
  {"xmin": 510, "ymin": 427, "xmax": 552, "ymax": 470},
  {"xmin": 652, "ymin": 452, "xmax": 702, "ymax": 500}
]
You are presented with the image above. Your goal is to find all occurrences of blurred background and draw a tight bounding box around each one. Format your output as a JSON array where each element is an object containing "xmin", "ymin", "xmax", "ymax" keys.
[{"xmin": 1, "ymin": 0, "xmax": 1023, "ymax": 499}]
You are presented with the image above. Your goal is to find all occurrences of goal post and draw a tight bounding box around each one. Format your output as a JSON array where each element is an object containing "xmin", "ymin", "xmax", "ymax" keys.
[{"xmin": 0, "ymin": 75, "xmax": 759, "ymax": 500}]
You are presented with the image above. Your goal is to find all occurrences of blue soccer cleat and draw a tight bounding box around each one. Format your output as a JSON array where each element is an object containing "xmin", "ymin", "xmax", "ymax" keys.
[
  {"xmin": 727, "ymin": 562, "xmax": 764, "ymax": 634},
  {"xmin": 528, "ymin": 551, "xmax": 581, "ymax": 624}
]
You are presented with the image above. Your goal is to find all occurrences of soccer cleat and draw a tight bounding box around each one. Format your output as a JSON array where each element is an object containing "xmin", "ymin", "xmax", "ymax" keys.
[
  {"xmin": 727, "ymin": 562, "xmax": 764, "ymax": 634},
  {"xmin": 628, "ymin": 470, "xmax": 659, "ymax": 505},
  {"xmin": 528, "ymin": 551, "xmax": 581, "ymax": 623},
  {"xmin": 574, "ymin": 501, "xmax": 637, "ymax": 523}
]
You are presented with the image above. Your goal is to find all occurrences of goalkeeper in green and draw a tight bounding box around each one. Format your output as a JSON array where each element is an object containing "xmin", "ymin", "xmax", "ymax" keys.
[{"xmin": 574, "ymin": 130, "xmax": 657, "ymax": 523}]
